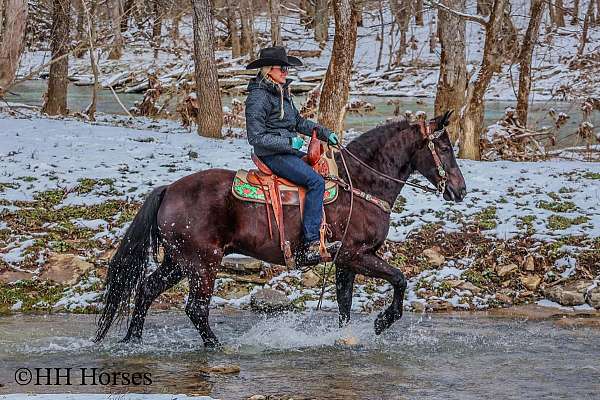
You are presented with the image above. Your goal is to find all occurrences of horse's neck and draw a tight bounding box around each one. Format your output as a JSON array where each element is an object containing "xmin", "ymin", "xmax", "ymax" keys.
[{"xmin": 338, "ymin": 129, "xmax": 418, "ymax": 205}]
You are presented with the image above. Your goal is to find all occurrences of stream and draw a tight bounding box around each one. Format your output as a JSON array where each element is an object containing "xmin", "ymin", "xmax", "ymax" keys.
[{"xmin": 1, "ymin": 310, "xmax": 598, "ymax": 399}]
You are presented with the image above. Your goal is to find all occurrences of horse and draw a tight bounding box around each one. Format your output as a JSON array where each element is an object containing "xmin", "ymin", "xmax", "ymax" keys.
[{"xmin": 94, "ymin": 111, "xmax": 467, "ymax": 347}]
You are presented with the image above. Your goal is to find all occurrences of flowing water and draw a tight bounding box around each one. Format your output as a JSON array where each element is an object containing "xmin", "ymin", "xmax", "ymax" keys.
[
  {"xmin": 6, "ymin": 80, "xmax": 595, "ymax": 148},
  {"xmin": 1, "ymin": 310, "xmax": 599, "ymax": 399}
]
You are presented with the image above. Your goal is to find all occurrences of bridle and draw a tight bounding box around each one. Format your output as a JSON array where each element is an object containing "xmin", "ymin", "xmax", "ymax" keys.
[{"xmin": 417, "ymin": 117, "xmax": 448, "ymax": 195}]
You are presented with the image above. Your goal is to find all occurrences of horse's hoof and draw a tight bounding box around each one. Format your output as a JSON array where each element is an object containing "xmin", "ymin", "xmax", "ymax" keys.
[
  {"xmin": 120, "ymin": 334, "xmax": 142, "ymax": 344},
  {"xmin": 374, "ymin": 310, "xmax": 400, "ymax": 335},
  {"xmin": 204, "ymin": 337, "xmax": 222, "ymax": 349}
]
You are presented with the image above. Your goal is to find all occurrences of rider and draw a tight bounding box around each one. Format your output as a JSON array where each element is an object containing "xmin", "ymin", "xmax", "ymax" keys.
[{"xmin": 245, "ymin": 46, "xmax": 341, "ymax": 265}]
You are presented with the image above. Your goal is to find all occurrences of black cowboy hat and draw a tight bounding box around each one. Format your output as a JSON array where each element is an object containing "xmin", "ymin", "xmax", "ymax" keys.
[{"xmin": 245, "ymin": 46, "xmax": 303, "ymax": 69}]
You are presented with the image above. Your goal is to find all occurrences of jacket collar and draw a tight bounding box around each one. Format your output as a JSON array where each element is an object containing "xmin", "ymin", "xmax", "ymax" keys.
[{"xmin": 248, "ymin": 75, "xmax": 293, "ymax": 97}]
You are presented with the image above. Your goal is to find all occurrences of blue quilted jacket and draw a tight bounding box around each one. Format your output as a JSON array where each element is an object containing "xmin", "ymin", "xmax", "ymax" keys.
[{"xmin": 245, "ymin": 75, "xmax": 331, "ymax": 157}]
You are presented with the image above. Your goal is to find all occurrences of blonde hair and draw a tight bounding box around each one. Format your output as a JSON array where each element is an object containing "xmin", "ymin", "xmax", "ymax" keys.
[{"xmin": 259, "ymin": 65, "xmax": 285, "ymax": 120}]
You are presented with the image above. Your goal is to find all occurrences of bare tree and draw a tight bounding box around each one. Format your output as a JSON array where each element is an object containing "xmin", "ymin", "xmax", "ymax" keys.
[
  {"xmin": 42, "ymin": 0, "xmax": 71, "ymax": 115},
  {"xmin": 82, "ymin": 0, "xmax": 100, "ymax": 120},
  {"xmin": 460, "ymin": 0, "xmax": 507, "ymax": 160},
  {"xmin": 107, "ymin": 0, "xmax": 123, "ymax": 59},
  {"xmin": 415, "ymin": 0, "xmax": 424, "ymax": 25},
  {"xmin": 516, "ymin": 0, "xmax": 545, "ymax": 126},
  {"xmin": 152, "ymin": 0, "xmax": 162, "ymax": 58},
  {"xmin": 570, "ymin": 0, "xmax": 579, "ymax": 25},
  {"xmin": 318, "ymin": 0, "xmax": 359, "ymax": 137},
  {"xmin": 477, "ymin": 0, "xmax": 491, "ymax": 16},
  {"xmin": 434, "ymin": 0, "xmax": 467, "ymax": 142},
  {"xmin": 0, "ymin": 0, "xmax": 28, "ymax": 96},
  {"xmin": 314, "ymin": 0, "xmax": 329, "ymax": 48},
  {"xmin": 577, "ymin": 0, "xmax": 595, "ymax": 56},
  {"xmin": 73, "ymin": 0, "xmax": 86, "ymax": 58},
  {"xmin": 389, "ymin": 0, "xmax": 412, "ymax": 64},
  {"xmin": 225, "ymin": 0, "xmax": 240, "ymax": 57},
  {"xmin": 239, "ymin": 0, "xmax": 255, "ymax": 57},
  {"xmin": 268, "ymin": 0, "xmax": 281, "ymax": 45},
  {"xmin": 191, "ymin": 0, "xmax": 223, "ymax": 138}
]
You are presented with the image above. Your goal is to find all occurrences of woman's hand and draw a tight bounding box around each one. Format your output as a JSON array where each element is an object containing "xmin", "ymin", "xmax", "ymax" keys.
[
  {"xmin": 291, "ymin": 136, "xmax": 305, "ymax": 150},
  {"xmin": 327, "ymin": 132, "xmax": 339, "ymax": 146}
]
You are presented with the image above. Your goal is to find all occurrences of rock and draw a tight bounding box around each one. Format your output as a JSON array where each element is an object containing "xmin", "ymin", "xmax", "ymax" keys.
[
  {"xmin": 520, "ymin": 275, "xmax": 542, "ymax": 291},
  {"xmin": 248, "ymin": 396, "xmax": 267, "ymax": 400},
  {"xmin": 445, "ymin": 279, "xmax": 465, "ymax": 288},
  {"xmin": 589, "ymin": 286, "xmax": 600, "ymax": 309},
  {"xmin": 524, "ymin": 255, "xmax": 535, "ymax": 272},
  {"xmin": 335, "ymin": 336, "xmax": 359, "ymax": 346},
  {"xmin": 497, "ymin": 263, "xmax": 518, "ymax": 277},
  {"xmin": 411, "ymin": 301, "xmax": 426, "ymax": 312},
  {"xmin": 428, "ymin": 299, "xmax": 453, "ymax": 312},
  {"xmin": 495, "ymin": 293, "xmax": 513, "ymax": 304},
  {"xmin": 221, "ymin": 256, "xmax": 263, "ymax": 273},
  {"xmin": 250, "ymin": 288, "xmax": 292, "ymax": 313},
  {"xmin": 458, "ymin": 281, "xmax": 482, "ymax": 294},
  {"xmin": 199, "ymin": 364, "xmax": 240, "ymax": 374},
  {"xmin": 0, "ymin": 269, "xmax": 33, "ymax": 284},
  {"xmin": 544, "ymin": 280, "xmax": 593, "ymax": 306},
  {"xmin": 422, "ymin": 247, "xmax": 445, "ymax": 267},
  {"xmin": 301, "ymin": 270, "xmax": 320, "ymax": 288},
  {"xmin": 38, "ymin": 253, "xmax": 94, "ymax": 284}
]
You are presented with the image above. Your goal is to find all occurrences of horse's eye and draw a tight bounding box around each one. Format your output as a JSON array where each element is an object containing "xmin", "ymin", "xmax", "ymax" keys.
[{"xmin": 438, "ymin": 145, "xmax": 451, "ymax": 153}]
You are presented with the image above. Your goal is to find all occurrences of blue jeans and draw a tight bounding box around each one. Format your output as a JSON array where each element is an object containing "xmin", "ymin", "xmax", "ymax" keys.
[{"xmin": 260, "ymin": 154, "xmax": 324, "ymax": 242}]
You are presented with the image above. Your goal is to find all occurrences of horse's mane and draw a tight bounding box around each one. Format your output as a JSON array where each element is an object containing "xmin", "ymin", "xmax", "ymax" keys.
[{"xmin": 346, "ymin": 118, "xmax": 415, "ymax": 153}]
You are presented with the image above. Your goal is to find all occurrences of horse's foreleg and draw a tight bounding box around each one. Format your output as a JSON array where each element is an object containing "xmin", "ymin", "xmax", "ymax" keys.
[
  {"xmin": 346, "ymin": 254, "xmax": 407, "ymax": 335},
  {"xmin": 185, "ymin": 260, "xmax": 220, "ymax": 348},
  {"xmin": 123, "ymin": 256, "xmax": 183, "ymax": 342},
  {"xmin": 335, "ymin": 266, "xmax": 356, "ymax": 327}
]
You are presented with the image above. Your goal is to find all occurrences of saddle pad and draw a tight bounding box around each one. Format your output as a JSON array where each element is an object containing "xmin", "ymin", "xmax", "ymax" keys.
[{"xmin": 232, "ymin": 170, "xmax": 338, "ymax": 205}]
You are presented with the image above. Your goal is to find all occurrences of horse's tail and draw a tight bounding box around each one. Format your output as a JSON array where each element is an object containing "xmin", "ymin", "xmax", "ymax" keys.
[{"xmin": 95, "ymin": 185, "xmax": 168, "ymax": 342}]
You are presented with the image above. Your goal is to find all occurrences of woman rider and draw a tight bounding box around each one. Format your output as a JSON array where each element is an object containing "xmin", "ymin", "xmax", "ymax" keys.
[{"xmin": 245, "ymin": 46, "xmax": 341, "ymax": 266}]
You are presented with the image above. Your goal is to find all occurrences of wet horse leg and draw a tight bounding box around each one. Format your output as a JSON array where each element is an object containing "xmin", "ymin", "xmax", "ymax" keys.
[
  {"xmin": 123, "ymin": 254, "xmax": 183, "ymax": 342},
  {"xmin": 346, "ymin": 253, "xmax": 407, "ymax": 335},
  {"xmin": 335, "ymin": 266, "xmax": 356, "ymax": 327},
  {"xmin": 184, "ymin": 252, "xmax": 222, "ymax": 348}
]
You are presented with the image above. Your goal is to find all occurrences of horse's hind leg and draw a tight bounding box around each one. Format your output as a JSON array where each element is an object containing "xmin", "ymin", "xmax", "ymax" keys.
[
  {"xmin": 184, "ymin": 250, "xmax": 222, "ymax": 348},
  {"xmin": 335, "ymin": 266, "xmax": 356, "ymax": 327},
  {"xmin": 345, "ymin": 253, "xmax": 407, "ymax": 335},
  {"xmin": 123, "ymin": 254, "xmax": 183, "ymax": 342}
]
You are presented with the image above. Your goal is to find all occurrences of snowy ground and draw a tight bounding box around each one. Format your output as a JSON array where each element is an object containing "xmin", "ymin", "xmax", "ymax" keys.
[{"xmin": 1, "ymin": 110, "xmax": 599, "ymax": 314}]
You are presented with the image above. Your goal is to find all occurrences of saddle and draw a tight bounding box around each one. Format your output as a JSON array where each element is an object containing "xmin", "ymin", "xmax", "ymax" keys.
[{"xmin": 232, "ymin": 130, "xmax": 339, "ymax": 267}]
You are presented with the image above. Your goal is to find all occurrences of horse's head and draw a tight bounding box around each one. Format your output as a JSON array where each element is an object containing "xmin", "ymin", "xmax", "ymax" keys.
[{"xmin": 411, "ymin": 111, "xmax": 467, "ymax": 202}]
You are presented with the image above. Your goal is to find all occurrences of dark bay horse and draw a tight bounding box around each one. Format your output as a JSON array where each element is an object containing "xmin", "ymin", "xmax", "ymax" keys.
[{"xmin": 95, "ymin": 112, "xmax": 467, "ymax": 347}]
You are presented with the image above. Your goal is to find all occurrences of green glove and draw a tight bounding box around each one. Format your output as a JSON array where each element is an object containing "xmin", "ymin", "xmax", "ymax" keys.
[
  {"xmin": 327, "ymin": 132, "xmax": 339, "ymax": 145},
  {"xmin": 291, "ymin": 136, "xmax": 305, "ymax": 150}
]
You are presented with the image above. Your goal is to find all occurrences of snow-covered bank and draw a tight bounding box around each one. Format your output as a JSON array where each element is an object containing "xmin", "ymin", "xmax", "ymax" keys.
[{"xmin": 0, "ymin": 112, "xmax": 599, "ymax": 314}]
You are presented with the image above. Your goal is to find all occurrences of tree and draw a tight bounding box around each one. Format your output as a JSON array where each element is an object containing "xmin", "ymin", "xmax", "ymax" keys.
[
  {"xmin": 0, "ymin": 0, "xmax": 28, "ymax": 97},
  {"xmin": 570, "ymin": 0, "xmax": 579, "ymax": 25},
  {"xmin": 107, "ymin": 0, "xmax": 124, "ymax": 59},
  {"xmin": 239, "ymin": 0, "xmax": 255, "ymax": 57},
  {"xmin": 268, "ymin": 0, "xmax": 281, "ymax": 45},
  {"xmin": 152, "ymin": 0, "xmax": 162, "ymax": 58},
  {"xmin": 389, "ymin": 0, "xmax": 412, "ymax": 64},
  {"xmin": 314, "ymin": 0, "xmax": 329, "ymax": 48},
  {"xmin": 318, "ymin": 0, "xmax": 359, "ymax": 137},
  {"xmin": 516, "ymin": 0, "xmax": 545, "ymax": 126},
  {"xmin": 225, "ymin": 0, "xmax": 240, "ymax": 57},
  {"xmin": 460, "ymin": 0, "xmax": 506, "ymax": 160},
  {"xmin": 42, "ymin": 0, "xmax": 71, "ymax": 115},
  {"xmin": 434, "ymin": 0, "xmax": 467, "ymax": 143},
  {"xmin": 191, "ymin": 0, "xmax": 223, "ymax": 138},
  {"xmin": 577, "ymin": 0, "xmax": 595, "ymax": 57}
]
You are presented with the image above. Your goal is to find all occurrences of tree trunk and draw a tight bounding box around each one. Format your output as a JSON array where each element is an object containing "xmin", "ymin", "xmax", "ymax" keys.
[
  {"xmin": 107, "ymin": 0, "xmax": 124, "ymax": 59},
  {"xmin": 389, "ymin": 0, "xmax": 411, "ymax": 65},
  {"xmin": 376, "ymin": 0, "xmax": 385, "ymax": 70},
  {"xmin": 300, "ymin": 0, "xmax": 314, "ymax": 26},
  {"xmin": 414, "ymin": 0, "xmax": 424, "ymax": 25},
  {"xmin": 429, "ymin": 11, "xmax": 437, "ymax": 53},
  {"xmin": 314, "ymin": 0, "xmax": 329, "ymax": 48},
  {"xmin": 73, "ymin": 0, "xmax": 86, "ymax": 58},
  {"xmin": 0, "ymin": 0, "xmax": 28, "ymax": 95},
  {"xmin": 570, "ymin": 0, "xmax": 578, "ymax": 24},
  {"xmin": 553, "ymin": 0, "xmax": 565, "ymax": 26},
  {"xmin": 239, "ymin": 0, "xmax": 254, "ymax": 57},
  {"xmin": 42, "ymin": 0, "xmax": 70, "ymax": 115},
  {"xmin": 516, "ymin": 0, "xmax": 545, "ymax": 126},
  {"xmin": 477, "ymin": 0, "xmax": 491, "ymax": 16},
  {"xmin": 225, "ymin": 0, "xmax": 240, "ymax": 57},
  {"xmin": 152, "ymin": 0, "xmax": 162, "ymax": 58},
  {"xmin": 434, "ymin": 0, "xmax": 467, "ymax": 143},
  {"xmin": 191, "ymin": 0, "xmax": 223, "ymax": 138},
  {"xmin": 318, "ymin": 0, "xmax": 358, "ymax": 137},
  {"xmin": 171, "ymin": 13, "xmax": 180, "ymax": 44},
  {"xmin": 460, "ymin": 0, "xmax": 506, "ymax": 160},
  {"xmin": 268, "ymin": 0, "xmax": 281, "ymax": 45},
  {"xmin": 121, "ymin": 0, "xmax": 134, "ymax": 31},
  {"xmin": 355, "ymin": 0, "xmax": 363, "ymax": 26},
  {"xmin": 577, "ymin": 0, "xmax": 595, "ymax": 56}
]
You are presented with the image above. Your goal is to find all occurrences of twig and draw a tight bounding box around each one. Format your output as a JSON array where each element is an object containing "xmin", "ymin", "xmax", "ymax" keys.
[
  {"xmin": 109, "ymin": 86, "xmax": 133, "ymax": 117},
  {"xmin": 423, "ymin": 0, "xmax": 488, "ymax": 26}
]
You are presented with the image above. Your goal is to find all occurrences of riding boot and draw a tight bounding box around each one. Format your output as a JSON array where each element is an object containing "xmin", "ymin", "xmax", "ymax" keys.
[{"xmin": 296, "ymin": 240, "xmax": 342, "ymax": 266}]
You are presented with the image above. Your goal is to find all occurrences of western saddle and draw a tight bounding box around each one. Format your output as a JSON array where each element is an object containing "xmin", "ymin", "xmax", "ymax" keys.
[{"xmin": 232, "ymin": 130, "xmax": 338, "ymax": 267}]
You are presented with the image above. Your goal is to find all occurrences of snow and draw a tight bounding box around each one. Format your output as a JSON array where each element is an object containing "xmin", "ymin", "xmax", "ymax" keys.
[{"xmin": 0, "ymin": 395, "xmax": 217, "ymax": 400}]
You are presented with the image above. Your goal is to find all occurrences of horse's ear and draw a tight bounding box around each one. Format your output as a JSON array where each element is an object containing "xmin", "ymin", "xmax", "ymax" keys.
[{"xmin": 442, "ymin": 110, "xmax": 454, "ymax": 127}]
